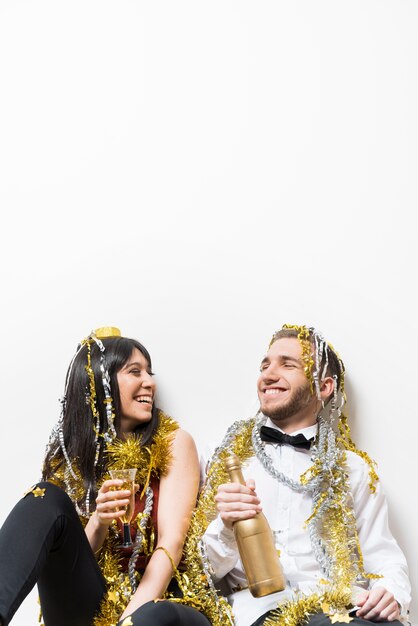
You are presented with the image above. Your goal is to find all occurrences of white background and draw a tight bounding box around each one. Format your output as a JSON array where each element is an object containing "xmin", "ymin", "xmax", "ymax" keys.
[{"xmin": 0, "ymin": 1, "xmax": 416, "ymax": 624}]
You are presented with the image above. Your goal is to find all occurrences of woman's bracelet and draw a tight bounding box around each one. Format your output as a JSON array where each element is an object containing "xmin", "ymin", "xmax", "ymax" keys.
[{"xmin": 153, "ymin": 546, "xmax": 177, "ymax": 573}]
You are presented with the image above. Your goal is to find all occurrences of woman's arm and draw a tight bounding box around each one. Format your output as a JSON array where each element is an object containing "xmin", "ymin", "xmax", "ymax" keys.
[{"xmin": 119, "ymin": 428, "xmax": 199, "ymax": 619}]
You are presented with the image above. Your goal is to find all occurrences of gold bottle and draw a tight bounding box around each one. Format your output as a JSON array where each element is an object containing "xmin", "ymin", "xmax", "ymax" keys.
[{"xmin": 225, "ymin": 453, "xmax": 285, "ymax": 597}]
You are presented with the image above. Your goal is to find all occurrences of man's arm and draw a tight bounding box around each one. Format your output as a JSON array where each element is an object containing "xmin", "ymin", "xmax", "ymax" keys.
[{"xmin": 349, "ymin": 453, "xmax": 411, "ymax": 621}]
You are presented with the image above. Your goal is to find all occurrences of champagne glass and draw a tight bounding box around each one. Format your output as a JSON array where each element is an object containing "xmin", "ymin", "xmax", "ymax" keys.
[{"xmin": 109, "ymin": 468, "xmax": 137, "ymax": 547}]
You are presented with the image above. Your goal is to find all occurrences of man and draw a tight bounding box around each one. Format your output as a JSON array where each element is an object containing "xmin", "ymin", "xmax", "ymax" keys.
[{"xmin": 199, "ymin": 325, "xmax": 411, "ymax": 626}]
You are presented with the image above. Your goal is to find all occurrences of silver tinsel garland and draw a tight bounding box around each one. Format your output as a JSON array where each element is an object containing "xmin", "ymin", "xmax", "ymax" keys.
[{"xmin": 127, "ymin": 485, "xmax": 154, "ymax": 593}]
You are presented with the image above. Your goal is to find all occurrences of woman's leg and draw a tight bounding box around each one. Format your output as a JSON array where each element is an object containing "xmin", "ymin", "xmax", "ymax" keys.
[
  {"xmin": 118, "ymin": 600, "xmax": 211, "ymax": 626},
  {"xmin": 0, "ymin": 482, "xmax": 106, "ymax": 626}
]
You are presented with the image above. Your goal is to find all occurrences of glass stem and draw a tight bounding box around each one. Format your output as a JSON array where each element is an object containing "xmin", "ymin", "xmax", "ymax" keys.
[{"xmin": 122, "ymin": 523, "xmax": 131, "ymax": 546}]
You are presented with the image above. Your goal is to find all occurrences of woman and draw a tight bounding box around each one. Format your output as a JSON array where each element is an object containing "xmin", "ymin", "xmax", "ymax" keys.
[{"xmin": 0, "ymin": 327, "xmax": 211, "ymax": 626}]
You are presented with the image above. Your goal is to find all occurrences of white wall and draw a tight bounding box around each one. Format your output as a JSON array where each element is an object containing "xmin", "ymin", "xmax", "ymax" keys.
[{"xmin": 0, "ymin": 2, "xmax": 416, "ymax": 624}]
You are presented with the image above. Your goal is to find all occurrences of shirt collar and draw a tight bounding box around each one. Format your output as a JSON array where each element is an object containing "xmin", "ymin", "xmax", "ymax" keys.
[{"xmin": 264, "ymin": 416, "xmax": 318, "ymax": 440}]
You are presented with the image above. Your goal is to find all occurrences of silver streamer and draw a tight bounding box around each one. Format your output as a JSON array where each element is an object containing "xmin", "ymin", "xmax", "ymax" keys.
[
  {"xmin": 198, "ymin": 539, "xmax": 235, "ymax": 626},
  {"xmin": 252, "ymin": 413, "xmax": 315, "ymax": 493},
  {"xmin": 91, "ymin": 333, "xmax": 117, "ymax": 444},
  {"xmin": 58, "ymin": 423, "xmax": 78, "ymax": 481},
  {"xmin": 90, "ymin": 335, "xmax": 106, "ymax": 466},
  {"xmin": 202, "ymin": 418, "xmax": 252, "ymax": 492},
  {"xmin": 128, "ymin": 485, "xmax": 154, "ymax": 593},
  {"xmin": 251, "ymin": 410, "xmax": 349, "ymax": 580}
]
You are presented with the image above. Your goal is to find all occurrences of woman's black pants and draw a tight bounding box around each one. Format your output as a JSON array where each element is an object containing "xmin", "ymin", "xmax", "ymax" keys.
[{"xmin": 0, "ymin": 482, "xmax": 210, "ymax": 626}]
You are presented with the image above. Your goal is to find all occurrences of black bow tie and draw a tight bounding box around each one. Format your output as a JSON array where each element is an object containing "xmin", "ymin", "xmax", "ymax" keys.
[{"xmin": 259, "ymin": 425, "xmax": 314, "ymax": 450}]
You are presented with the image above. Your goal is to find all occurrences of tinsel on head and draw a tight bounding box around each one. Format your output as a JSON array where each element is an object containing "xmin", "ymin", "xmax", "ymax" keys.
[
  {"xmin": 81, "ymin": 330, "xmax": 117, "ymax": 450},
  {"xmin": 273, "ymin": 325, "xmax": 316, "ymax": 391},
  {"xmin": 269, "ymin": 324, "xmax": 378, "ymax": 490},
  {"xmin": 43, "ymin": 328, "xmax": 120, "ymax": 516},
  {"xmin": 270, "ymin": 324, "xmax": 344, "ymax": 398}
]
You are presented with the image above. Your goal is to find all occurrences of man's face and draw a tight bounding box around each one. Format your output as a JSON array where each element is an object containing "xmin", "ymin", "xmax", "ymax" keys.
[{"xmin": 257, "ymin": 337, "xmax": 318, "ymax": 429}]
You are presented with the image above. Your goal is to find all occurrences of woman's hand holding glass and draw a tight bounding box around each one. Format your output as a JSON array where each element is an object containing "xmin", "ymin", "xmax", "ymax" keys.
[
  {"xmin": 109, "ymin": 468, "xmax": 138, "ymax": 546},
  {"xmin": 95, "ymin": 478, "xmax": 137, "ymax": 528}
]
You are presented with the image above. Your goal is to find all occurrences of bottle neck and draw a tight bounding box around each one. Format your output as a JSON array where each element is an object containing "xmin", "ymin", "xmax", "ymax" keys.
[{"xmin": 227, "ymin": 466, "xmax": 245, "ymax": 486}]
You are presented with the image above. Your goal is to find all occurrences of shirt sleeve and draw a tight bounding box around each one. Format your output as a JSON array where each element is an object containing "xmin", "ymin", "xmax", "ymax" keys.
[
  {"xmin": 203, "ymin": 515, "xmax": 241, "ymax": 581},
  {"xmin": 349, "ymin": 454, "xmax": 411, "ymax": 620}
]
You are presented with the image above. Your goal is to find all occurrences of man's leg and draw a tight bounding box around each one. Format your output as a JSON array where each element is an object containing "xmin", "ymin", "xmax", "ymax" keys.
[
  {"xmin": 307, "ymin": 613, "xmax": 403, "ymax": 626},
  {"xmin": 0, "ymin": 482, "xmax": 106, "ymax": 626},
  {"xmin": 250, "ymin": 611, "xmax": 404, "ymax": 626}
]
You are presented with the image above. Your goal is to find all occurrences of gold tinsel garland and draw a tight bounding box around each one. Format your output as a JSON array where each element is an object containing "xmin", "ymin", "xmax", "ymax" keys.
[
  {"xmin": 171, "ymin": 418, "xmax": 257, "ymax": 625},
  {"xmin": 103, "ymin": 412, "xmax": 178, "ymax": 494},
  {"xmin": 338, "ymin": 415, "xmax": 379, "ymax": 493},
  {"xmin": 263, "ymin": 589, "xmax": 355, "ymax": 626},
  {"xmin": 277, "ymin": 325, "xmax": 315, "ymax": 391},
  {"xmin": 182, "ymin": 417, "xmax": 380, "ymax": 626}
]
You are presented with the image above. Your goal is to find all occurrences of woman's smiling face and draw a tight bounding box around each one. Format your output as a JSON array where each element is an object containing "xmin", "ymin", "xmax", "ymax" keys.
[{"xmin": 117, "ymin": 348, "xmax": 156, "ymax": 435}]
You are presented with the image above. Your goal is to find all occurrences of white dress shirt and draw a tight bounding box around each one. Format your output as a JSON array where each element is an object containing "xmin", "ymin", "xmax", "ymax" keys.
[{"xmin": 203, "ymin": 419, "xmax": 411, "ymax": 626}]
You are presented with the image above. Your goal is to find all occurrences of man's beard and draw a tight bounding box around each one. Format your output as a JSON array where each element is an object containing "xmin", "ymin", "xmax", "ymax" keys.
[{"xmin": 261, "ymin": 381, "xmax": 313, "ymax": 422}]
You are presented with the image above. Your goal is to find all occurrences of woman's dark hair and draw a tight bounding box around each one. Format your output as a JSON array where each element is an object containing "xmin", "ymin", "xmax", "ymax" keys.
[{"xmin": 42, "ymin": 336, "xmax": 159, "ymax": 498}]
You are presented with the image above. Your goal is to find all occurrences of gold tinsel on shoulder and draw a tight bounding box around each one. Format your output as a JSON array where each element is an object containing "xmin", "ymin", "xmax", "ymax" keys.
[
  {"xmin": 44, "ymin": 469, "xmax": 66, "ymax": 492},
  {"xmin": 338, "ymin": 414, "xmax": 379, "ymax": 493},
  {"xmin": 104, "ymin": 410, "xmax": 179, "ymax": 494},
  {"xmin": 172, "ymin": 418, "xmax": 256, "ymax": 626},
  {"xmin": 48, "ymin": 411, "xmax": 179, "ymax": 511},
  {"xmin": 197, "ymin": 417, "xmax": 255, "ymax": 524}
]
